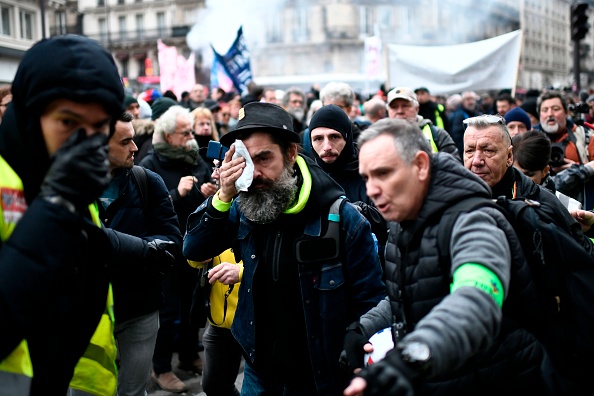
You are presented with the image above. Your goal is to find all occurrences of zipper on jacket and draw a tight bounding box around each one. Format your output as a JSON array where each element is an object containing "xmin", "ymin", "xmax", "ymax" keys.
[{"xmin": 272, "ymin": 231, "xmax": 282, "ymax": 282}]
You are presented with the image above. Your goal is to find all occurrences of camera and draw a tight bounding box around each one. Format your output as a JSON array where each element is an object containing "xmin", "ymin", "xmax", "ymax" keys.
[
  {"xmin": 550, "ymin": 143, "xmax": 566, "ymax": 168},
  {"xmin": 568, "ymin": 102, "xmax": 591, "ymax": 114},
  {"xmin": 206, "ymin": 140, "xmax": 229, "ymax": 161}
]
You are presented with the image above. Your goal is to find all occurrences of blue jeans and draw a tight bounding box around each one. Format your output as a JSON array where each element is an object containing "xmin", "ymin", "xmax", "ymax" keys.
[
  {"xmin": 241, "ymin": 361, "xmax": 317, "ymax": 396},
  {"xmin": 115, "ymin": 310, "xmax": 159, "ymax": 396},
  {"xmin": 202, "ymin": 324, "xmax": 243, "ymax": 396}
]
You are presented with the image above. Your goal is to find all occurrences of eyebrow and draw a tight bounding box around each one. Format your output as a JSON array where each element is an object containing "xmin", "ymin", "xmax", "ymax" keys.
[
  {"xmin": 57, "ymin": 109, "xmax": 111, "ymax": 127},
  {"xmin": 251, "ymin": 149, "xmax": 274, "ymax": 160}
]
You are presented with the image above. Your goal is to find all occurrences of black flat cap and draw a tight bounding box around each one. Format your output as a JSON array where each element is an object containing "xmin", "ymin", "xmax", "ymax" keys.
[{"xmin": 220, "ymin": 102, "xmax": 300, "ymax": 147}]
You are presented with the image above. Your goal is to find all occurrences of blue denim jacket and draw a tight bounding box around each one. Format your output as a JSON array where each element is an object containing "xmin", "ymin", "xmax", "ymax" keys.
[{"xmin": 184, "ymin": 196, "xmax": 385, "ymax": 394}]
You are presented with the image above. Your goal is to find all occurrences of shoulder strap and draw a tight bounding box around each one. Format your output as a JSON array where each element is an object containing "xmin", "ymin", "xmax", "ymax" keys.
[
  {"xmin": 569, "ymin": 127, "xmax": 590, "ymax": 163},
  {"xmin": 130, "ymin": 165, "xmax": 149, "ymax": 215},
  {"xmin": 436, "ymin": 196, "xmax": 498, "ymax": 266},
  {"xmin": 324, "ymin": 196, "xmax": 346, "ymax": 251}
]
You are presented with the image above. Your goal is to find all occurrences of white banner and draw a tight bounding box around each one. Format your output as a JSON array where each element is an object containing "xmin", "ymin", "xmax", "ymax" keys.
[{"xmin": 386, "ymin": 30, "xmax": 523, "ymax": 95}]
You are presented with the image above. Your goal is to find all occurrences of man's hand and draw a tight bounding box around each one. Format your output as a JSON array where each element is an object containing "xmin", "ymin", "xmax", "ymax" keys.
[
  {"xmin": 571, "ymin": 209, "xmax": 594, "ymax": 232},
  {"xmin": 207, "ymin": 262, "xmax": 240, "ymax": 285},
  {"xmin": 200, "ymin": 182, "xmax": 218, "ymax": 197},
  {"xmin": 552, "ymin": 157, "xmax": 577, "ymax": 174},
  {"xmin": 177, "ymin": 176, "xmax": 197, "ymax": 197},
  {"xmin": 146, "ymin": 239, "xmax": 177, "ymax": 277},
  {"xmin": 344, "ymin": 348, "xmax": 422, "ymax": 396},
  {"xmin": 340, "ymin": 322, "xmax": 371, "ymax": 374},
  {"xmin": 217, "ymin": 145, "xmax": 245, "ymax": 202},
  {"xmin": 40, "ymin": 129, "xmax": 111, "ymax": 210}
]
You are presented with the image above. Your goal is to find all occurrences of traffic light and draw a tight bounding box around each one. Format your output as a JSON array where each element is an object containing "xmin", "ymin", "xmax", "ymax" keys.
[{"xmin": 571, "ymin": 2, "xmax": 589, "ymax": 41}]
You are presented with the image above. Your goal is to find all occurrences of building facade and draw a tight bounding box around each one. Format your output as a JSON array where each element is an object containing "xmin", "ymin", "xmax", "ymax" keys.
[
  {"xmin": 0, "ymin": 0, "xmax": 46, "ymax": 83},
  {"xmin": 38, "ymin": 0, "xmax": 594, "ymax": 95}
]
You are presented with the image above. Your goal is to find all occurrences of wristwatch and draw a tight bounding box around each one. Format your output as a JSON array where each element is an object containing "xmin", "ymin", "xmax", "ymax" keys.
[{"xmin": 400, "ymin": 341, "xmax": 431, "ymax": 370}]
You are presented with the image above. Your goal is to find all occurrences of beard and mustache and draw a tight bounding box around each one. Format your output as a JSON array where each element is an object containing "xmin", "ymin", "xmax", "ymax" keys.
[
  {"xmin": 541, "ymin": 117, "xmax": 561, "ymax": 134},
  {"xmin": 237, "ymin": 165, "xmax": 299, "ymax": 224}
]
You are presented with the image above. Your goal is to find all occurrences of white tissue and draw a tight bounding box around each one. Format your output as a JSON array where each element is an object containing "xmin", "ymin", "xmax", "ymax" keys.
[{"xmin": 232, "ymin": 140, "xmax": 254, "ymax": 191}]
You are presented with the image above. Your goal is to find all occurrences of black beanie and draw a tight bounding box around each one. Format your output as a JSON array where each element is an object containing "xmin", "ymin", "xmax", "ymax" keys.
[
  {"xmin": 151, "ymin": 97, "xmax": 177, "ymax": 120},
  {"xmin": 124, "ymin": 94, "xmax": 138, "ymax": 108},
  {"xmin": 308, "ymin": 104, "xmax": 352, "ymax": 139}
]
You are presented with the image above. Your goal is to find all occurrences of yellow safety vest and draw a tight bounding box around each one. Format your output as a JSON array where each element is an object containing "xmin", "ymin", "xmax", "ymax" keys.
[
  {"xmin": 434, "ymin": 104, "xmax": 446, "ymax": 129},
  {"xmin": 422, "ymin": 124, "xmax": 439, "ymax": 153},
  {"xmin": 0, "ymin": 155, "xmax": 117, "ymax": 396},
  {"xmin": 188, "ymin": 249, "xmax": 242, "ymax": 329}
]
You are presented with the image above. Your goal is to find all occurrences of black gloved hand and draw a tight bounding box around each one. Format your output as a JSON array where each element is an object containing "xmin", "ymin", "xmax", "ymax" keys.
[
  {"xmin": 146, "ymin": 239, "xmax": 177, "ymax": 278},
  {"xmin": 357, "ymin": 347, "xmax": 422, "ymax": 396},
  {"xmin": 40, "ymin": 129, "xmax": 111, "ymax": 211},
  {"xmin": 339, "ymin": 321, "xmax": 369, "ymax": 373}
]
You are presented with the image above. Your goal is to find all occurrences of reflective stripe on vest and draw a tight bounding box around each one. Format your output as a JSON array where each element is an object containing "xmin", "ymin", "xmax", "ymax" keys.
[
  {"xmin": 0, "ymin": 155, "xmax": 33, "ymax": 394},
  {"xmin": 0, "ymin": 155, "xmax": 117, "ymax": 396},
  {"xmin": 422, "ymin": 124, "xmax": 439, "ymax": 153}
]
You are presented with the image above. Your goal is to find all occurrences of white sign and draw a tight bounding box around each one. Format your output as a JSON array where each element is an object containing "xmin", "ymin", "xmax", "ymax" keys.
[{"xmin": 386, "ymin": 30, "xmax": 523, "ymax": 95}]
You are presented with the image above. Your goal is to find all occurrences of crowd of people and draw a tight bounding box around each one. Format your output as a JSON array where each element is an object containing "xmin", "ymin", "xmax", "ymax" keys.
[{"xmin": 3, "ymin": 34, "xmax": 594, "ymax": 396}]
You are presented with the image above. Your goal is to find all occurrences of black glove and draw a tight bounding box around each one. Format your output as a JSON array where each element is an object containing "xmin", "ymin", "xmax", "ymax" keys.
[
  {"xmin": 146, "ymin": 239, "xmax": 177, "ymax": 277},
  {"xmin": 357, "ymin": 348, "xmax": 423, "ymax": 396},
  {"xmin": 40, "ymin": 129, "xmax": 111, "ymax": 211},
  {"xmin": 339, "ymin": 321, "xmax": 368, "ymax": 373}
]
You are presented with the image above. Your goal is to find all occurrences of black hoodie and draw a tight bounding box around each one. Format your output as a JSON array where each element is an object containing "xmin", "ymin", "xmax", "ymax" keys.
[{"xmin": 0, "ymin": 35, "xmax": 124, "ymax": 393}]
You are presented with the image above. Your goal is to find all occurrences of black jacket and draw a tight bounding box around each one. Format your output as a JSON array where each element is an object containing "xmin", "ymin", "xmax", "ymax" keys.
[
  {"xmin": 493, "ymin": 166, "xmax": 594, "ymax": 259},
  {"xmin": 0, "ymin": 35, "xmax": 124, "ymax": 393},
  {"xmin": 139, "ymin": 149, "xmax": 212, "ymax": 232},
  {"xmin": 99, "ymin": 167, "xmax": 182, "ymax": 322},
  {"xmin": 384, "ymin": 154, "xmax": 553, "ymax": 394}
]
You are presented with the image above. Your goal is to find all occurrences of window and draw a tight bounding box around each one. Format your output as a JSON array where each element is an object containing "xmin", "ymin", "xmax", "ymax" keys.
[
  {"xmin": 56, "ymin": 11, "xmax": 66, "ymax": 35},
  {"xmin": 118, "ymin": 16, "xmax": 126, "ymax": 40},
  {"xmin": 121, "ymin": 58, "xmax": 129, "ymax": 78},
  {"xmin": 294, "ymin": 7, "xmax": 307, "ymax": 42},
  {"xmin": 97, "ymin": 0, "xmax": 105, "ymax": 6},
  {"xmin": 117, "ymin": 0, "xmax": 124, "ymax": 4},
  {"xmin": 0, "ymin": 6, "xmax": 11, "ymax": 36},
  {"xmin": 135, "ymin": 14, "xmax": 144, "ymax": 39},
  {"xmin": 98, "ymin": 17, "xmax": 107, "ymax": 41},
  {"xmin": 19, "ymin": 10, "xmax": 33, "ymax": 40},
  {"xmin": 157, "ymin": 12, "xmax": 165, "ymax": 37}
]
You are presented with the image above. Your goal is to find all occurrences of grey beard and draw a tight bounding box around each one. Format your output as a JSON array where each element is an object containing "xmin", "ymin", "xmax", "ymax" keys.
[
  {"xmin": 238, "ymin": 166, "xmax": 299, "ymax": 224},
  {"xmin": 289, "ymin": 108, "xmax": 305, "ymax": 121},
  {"xmin": 541, "ymin": 121, "xmax": 560, "ymax": 134}
]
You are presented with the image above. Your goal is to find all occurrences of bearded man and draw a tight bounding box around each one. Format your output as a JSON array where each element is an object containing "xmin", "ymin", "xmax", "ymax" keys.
[{"xmin": 183, "ymin": 102, "xmax": 385, "ymax": 395}]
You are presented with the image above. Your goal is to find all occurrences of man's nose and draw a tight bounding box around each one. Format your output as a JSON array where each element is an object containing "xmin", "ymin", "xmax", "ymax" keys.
[{"xmin": 472, "ymin": 150, "xmax": 484, "ymax": 166}]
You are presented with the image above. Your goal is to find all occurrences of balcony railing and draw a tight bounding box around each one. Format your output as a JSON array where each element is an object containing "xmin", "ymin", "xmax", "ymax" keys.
[{"xmin": 85, "ymin": 25, "xmax": 191, "ymax": 45}]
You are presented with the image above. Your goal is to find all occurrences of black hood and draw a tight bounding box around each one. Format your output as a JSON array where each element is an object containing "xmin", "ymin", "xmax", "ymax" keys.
[
  {"xmin": 0, "ymin": 35, "xmax": 124, "ymax": 203},
  {"xmin": 309, "ymin": 122, "xmax": 359, "ymax": 175}
]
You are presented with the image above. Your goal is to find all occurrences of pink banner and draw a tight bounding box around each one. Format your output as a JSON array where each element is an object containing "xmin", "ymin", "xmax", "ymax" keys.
[{"xmin": 158, "ymin": 40, "xmax": 196, "ymax": 99}]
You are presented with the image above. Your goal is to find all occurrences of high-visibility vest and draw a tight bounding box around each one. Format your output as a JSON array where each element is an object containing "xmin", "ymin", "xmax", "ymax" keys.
[
  {"xmin": 0, "ymin": 155, "xmax": 117, "ymax": 396},
  {"xmin": 422, "ymin": 124, "xmax": 439, "ymax": 153},
  {"xmin": 434, "ymin": 103, "xmax": 446, "ymax": 129}
]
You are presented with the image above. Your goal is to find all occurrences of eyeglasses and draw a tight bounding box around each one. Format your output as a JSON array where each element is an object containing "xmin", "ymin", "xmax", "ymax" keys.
[{"xmin": 173, "ymin": 130, "xmax": 194, "ymax": 137}]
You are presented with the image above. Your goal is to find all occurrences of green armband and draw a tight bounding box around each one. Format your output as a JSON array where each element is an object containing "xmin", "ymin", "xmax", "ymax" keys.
[
  {"xmin": 451, "ymin": 263, "xmax": 504, "ymax": 308},
  {"xmin": 212, "ymin": 191, "xmax": 233, "ymax": 212}
]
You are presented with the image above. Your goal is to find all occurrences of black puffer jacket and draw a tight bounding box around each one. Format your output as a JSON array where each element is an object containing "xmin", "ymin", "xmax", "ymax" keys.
[{"xmin": 385, "ymin": 154, "xmax": 555, "ymax": 395}]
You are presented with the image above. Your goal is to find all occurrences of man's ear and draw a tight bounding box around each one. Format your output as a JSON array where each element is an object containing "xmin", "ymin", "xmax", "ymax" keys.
[
  {"xmin": 287, "ymin": 143, "xmax": 298, "ymax": 162},
  {"xmin": 413, "ymin": 151, "xmax": 431, "ymax": 182}
]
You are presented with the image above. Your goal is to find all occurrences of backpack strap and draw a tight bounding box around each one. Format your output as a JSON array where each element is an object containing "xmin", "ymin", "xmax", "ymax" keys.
[
  {"xmin": 436, "ymin": 196, "xmax": 498, "ymax": 269},
  {"xmin": 130, "ymin": 165, "xmax": 149, "ymax": 216}
]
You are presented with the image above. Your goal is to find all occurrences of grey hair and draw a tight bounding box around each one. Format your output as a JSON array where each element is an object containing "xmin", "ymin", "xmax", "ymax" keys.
[
  {"xmin": 358, "ymin": 118, "xmax": 432, "ymax": 164},
  {"xmin": 320, "ymin": 81, "xmax": 355, "ymax": 108},
  {"xmin": 463, "ymin": 114, "xmax": 511, "ymax": 147},
  {"xmin": 281, "ymin": 86, "xmax": 305, "ymax": 107},
  {"xmin": 153, "ymin": 105, "xmax": 193, "ymax": 144}
]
